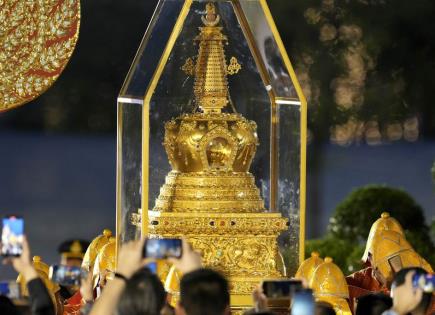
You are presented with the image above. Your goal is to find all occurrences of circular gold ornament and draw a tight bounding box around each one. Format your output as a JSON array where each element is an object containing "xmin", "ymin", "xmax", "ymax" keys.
[{"xmin": 0, "ymin": 0, "xmax": 80, "ymax": 112}]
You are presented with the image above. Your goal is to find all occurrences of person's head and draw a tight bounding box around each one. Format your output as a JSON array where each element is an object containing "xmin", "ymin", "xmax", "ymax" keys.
[
  {"xmin": 390, "ymin": 267, "xmax": 432, "ymax": 315},
  {"xmin": 58, "ymin": 239, "xmax": 89, "ymax": 267},
  {"xmin": 355, "ymin": 293, "xmax": 392, "ymax": 315},
  {"xmin": 177, "ymin": 268, "xmax": 230, "ymax": 315},
  {"xmin": 116, "ymin": 267, "xmax": 166, "ymax": 315},
  {"xmin": 315, "ymin": 301, "xmax": 336, "ymax": 315}
]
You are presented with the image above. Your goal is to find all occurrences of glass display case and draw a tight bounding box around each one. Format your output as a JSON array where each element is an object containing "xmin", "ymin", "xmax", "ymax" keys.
[{"xmin": 116, "ymin": 0, "xmax": 307, "ymax": 307}]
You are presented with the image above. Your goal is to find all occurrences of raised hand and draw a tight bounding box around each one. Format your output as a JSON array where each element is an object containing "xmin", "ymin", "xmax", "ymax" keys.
[{"xmin": 168, "ymin": 238, "xmax": 202, "ymax": 274}]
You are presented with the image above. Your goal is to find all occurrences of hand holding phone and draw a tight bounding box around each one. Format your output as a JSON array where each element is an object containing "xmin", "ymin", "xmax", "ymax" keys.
[
  {"xmin": 167, "ymin": 238, "xmax": 202, "ymax": 274},
  {"xmin": 49, "ymin": 265, "xmax": 88, "ymax": 287},
  {"xmin": 143, "ymin": 238, "xmax": 182, "ymax": 259},
  {"xmin": 291, "ymin": 289, "xmax": 315, "ymax": 315},
  {"xmin": 116, "ymin": 239, "xmax": 146, "ymax": 279},
  {"xmin": 1, "ymin": 215, "xmax": 24, "ymax": 257},
  {"xmin": 262, "ymin": 280, "xmax": 303, "ymax": 299},
  {"xmin": 412, "ymin": 273, "xmax": 434, "ymax": 293}
]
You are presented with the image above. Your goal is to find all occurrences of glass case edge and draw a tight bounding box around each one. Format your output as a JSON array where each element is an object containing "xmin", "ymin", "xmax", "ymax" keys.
[
  {"xmin": 118, "ymin": 0, "xmax": 165, "ymax": 97},
  {"xmin": 258, "ymin": 0, "xmax": 308, "ymax": 264},
  {"xmin": 115, "ymin": 102, "xmax": 123, "ymax": 267},
  {"xmin": 141, "ymin": 0, "xmax": 194, "ymax": 238}
]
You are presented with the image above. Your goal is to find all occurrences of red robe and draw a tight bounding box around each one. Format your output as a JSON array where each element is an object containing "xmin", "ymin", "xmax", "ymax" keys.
[
  {"xmin": 63, "ymin": 291, "xmax": 83, "ymax": 315},
  {"xmin": 346, "ymin": 267, "xmax": 389, "ymax": 312},
  {"xmin": 346, "ymin": 267, "xmax": 389, "ymax": 295}
]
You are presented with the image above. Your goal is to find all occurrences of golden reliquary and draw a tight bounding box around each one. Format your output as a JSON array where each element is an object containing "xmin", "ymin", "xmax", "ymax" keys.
[{"xmin": 116, "ymin": 0, "xmax": 307, "ymax": 308}]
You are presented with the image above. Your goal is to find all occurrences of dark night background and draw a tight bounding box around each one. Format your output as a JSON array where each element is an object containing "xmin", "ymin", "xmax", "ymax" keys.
[{"xmin": 1, "ymin": 0, "xmax": 434, "ymax": 277}]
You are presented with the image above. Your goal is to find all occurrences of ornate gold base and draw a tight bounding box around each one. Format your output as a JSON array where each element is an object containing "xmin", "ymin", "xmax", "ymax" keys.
[{"xmin": 144, "ymin": 211, "xmax": 288, "ymax": 303}]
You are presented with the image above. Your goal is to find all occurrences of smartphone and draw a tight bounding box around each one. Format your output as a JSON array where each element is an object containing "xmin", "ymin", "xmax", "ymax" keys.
[
  {"xmin": 143, "ymin": 238, "xmax": 182, "ymax": 259},
  {"xmin": 412, "ymin": 273, "xmax": 434, "ymax": 293},
  {"xmin": 49, "ymin": 265, "xmax": 88, "ymax": 287},
  {"xmin": 1, "ymin": 215, "xmax": 24, "ymax": 257},
  {"xmin": 291, "ymin": 289, "xmax": 315, "ymax": 315},
  {"xmin": 0, "ymin": 281, "xmax": 21, "ymax": 299},
  {"xmin": 262, "ymin": 280, "xmax": 303, "ymax": 299}
]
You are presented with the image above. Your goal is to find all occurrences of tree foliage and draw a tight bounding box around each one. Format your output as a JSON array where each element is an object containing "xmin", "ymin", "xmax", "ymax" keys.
[
  {"xmin": 329, "ymin": 185, "xmax": 428, "ymax": 242},
  {"xmin": 269, "ymin": 0, "xmax": 435, "ymax": 143}
]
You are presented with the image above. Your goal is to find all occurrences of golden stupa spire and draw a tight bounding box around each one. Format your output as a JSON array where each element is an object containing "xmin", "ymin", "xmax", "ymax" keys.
[{"xmin": 182, "ymin": 2, "xmax": 241, "ymax": 113}]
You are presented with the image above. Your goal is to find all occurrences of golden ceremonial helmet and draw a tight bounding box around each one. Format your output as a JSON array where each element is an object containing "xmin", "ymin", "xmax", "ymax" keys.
[
  {"xmin": 362, "ymin": 212, "xmax": 405, "ymax": 262},
  {"xmin": 92, "ymin": 236, "xmax": 116, "ymax": 288},
  {"xmin": 295, "ymin": 251, "xmax": 324, "ymax": 283},
  {"xmin": 17, "ymin": 256, "xmax": 60, "ymax": 313},
  {"xmin": 370, "ymin": 230, "xmax": 433, "ymax": 281},
  {"xmin": 81, "ymin": 229, "xmax": 112, "ymax": 271},
  {"xmin": 310, "ymin": 257, "xmax": 352, "ymax": 315}
]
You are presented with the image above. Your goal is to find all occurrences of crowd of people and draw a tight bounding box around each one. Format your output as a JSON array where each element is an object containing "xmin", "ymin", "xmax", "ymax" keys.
[{"xmin": 0, "ymin": 213, "xmax": 433, "ymax": 315}]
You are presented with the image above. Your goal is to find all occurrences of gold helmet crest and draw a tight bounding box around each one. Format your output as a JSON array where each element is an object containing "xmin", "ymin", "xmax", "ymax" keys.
[
  {"xmin": 295, "ymin": 251, "xmax": 324, "ymax": 284},
  {"xmin": 310, "ymin": 257, "xmax": 352, "ymax": 315},
  {"xmin": 362, "ymin": 212, "xmax": 405, "ymax": 262},
  {"xmin": 81, "ymin": 229, "xmax": 112, "ymax": 271}
]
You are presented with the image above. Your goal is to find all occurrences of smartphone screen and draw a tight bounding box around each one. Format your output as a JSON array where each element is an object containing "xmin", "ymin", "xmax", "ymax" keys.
[
  {"xmin": 1, "ymin": 216, "xmax": 24, "ymax": 257},
  {"xmin": 143, "ymin": 238, "xmax": 182, "ymax": 259},
  {"xmin": 412, "ymin": 273, "xmax": 435, "ymax": 293},
  {"xmin": 262, "ymin": 280, "xmax": 303, "ymax": 299},
  {"xmin": 291, "ymin": 289, "xmax": 315, "ymax": 315},
  {"xmin": 49, "ymin": 265, "xmax": 88, "ymax": 287}
]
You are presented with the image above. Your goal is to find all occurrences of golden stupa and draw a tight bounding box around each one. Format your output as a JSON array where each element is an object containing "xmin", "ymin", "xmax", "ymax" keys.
[{"xmin": 133, "ymin": 2, "xmax": 288, "ymax": 306}]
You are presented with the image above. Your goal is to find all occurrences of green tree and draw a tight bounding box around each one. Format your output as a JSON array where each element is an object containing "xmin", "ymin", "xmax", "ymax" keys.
[{"xmin": 329, "ymin": 185, "xmax": 429, "ymax": 243}]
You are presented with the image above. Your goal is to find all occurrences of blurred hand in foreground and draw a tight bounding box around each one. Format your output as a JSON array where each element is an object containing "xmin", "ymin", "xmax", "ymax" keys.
[
  {"xmin": 168, "ymin": 238, "xmax": 202, "ymax": 274},
  {"xmin": 80, "ymin": 270, "xmax": 94, "ymax": 303},
  {"xmin": 5, "ymin": 236, "xmax": 38, "ymax": 282},
  {"xmin": 252, "ymin": 285, "xmax": 268, "ymax": 312},
  {"xmin": 116, "ymin": 238, "xmax": 147, "ymax": 278}
]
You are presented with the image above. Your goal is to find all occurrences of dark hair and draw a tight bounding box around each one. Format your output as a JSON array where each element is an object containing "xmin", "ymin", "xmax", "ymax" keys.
[
  {"xmin": 392, "ymin": 267, "xmax": 432, "ymax": 314},
  {"xmin": 0, "ymin": 296, "xmax": 21, "ymax": 315},
  {"xmin": 315, "ymin": 301, "xmax": 336, "ymax": 315},
  {"xmin": 180, "ymin": 268, "xmax": 229, "ymax": 315},
  {"xmin": 116, "ymin": 267, "xmax": 166, "ymax": 315},
  {"xmin": 355, "ymin": 293, "xmax": 392, "ymax": 315}
]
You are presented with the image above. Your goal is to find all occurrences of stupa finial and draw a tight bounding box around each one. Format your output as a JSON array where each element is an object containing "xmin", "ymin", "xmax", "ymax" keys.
[{"xmin": 181, "ymin": 2, "xmax": 241, "ymax": 113}]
